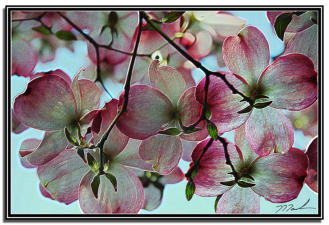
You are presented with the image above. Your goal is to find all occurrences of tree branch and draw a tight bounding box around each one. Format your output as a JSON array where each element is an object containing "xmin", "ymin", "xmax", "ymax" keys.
[{"xmin": 95, "ymin": 12, "xmax": 143, "ymax": 174}]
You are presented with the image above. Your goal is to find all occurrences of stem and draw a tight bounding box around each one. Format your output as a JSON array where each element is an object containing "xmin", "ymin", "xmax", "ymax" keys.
[
  {"xmin": 95, "ymin": 12, "xmax": 143, "ymax": 174},
  {"xmin": 217, "ymin": 136, "xmax": 239, "ymax": 181}
]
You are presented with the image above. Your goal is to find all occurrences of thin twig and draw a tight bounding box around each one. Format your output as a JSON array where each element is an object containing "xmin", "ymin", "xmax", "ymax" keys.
[{"xmin": 95, "ymin": 12, "xmax": 143, "ymax": 174}]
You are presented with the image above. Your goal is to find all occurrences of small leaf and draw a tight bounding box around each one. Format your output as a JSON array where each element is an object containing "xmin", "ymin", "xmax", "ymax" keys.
[
  {"xmin": 87, "ymin": 153, "xmax": 96, "ymax": 168},
  {"xmin": 55, "ymin": 30, "xmax": 77, "ymax": 41},
  {"xmin": 240, "ymin": 174, "xmax": 255, "ymax": 181},
  {"xmin": 254, "ymin": 94, "xmax": 269, "ymax": 100},
  {"xmin": 77, "ymin": 148, "xmax": 86, "ymax": 163},
  {"xmin": 237, "ymin": 180, "xmax": 256, "ymax": 188},
  {"xmin": 183, "ymin": 127, "xmax": 201, "ymax": 134},
  {"xmin": 32, "ymin": 25, "xmax": 51, "ymax": 35},
  {"xmin": 91, "ymin": 174, "xmax": 100, "ymax": 198},
  {"xmin": 185, "ymin": 180, "xmax": 195, "ymax": 201},
  {"xmin": 214, "ymin": 194, "xmax": 223, "ymax": 212},
  {"xmin": 190, "ymin": 165, "xmax": 199, "ymax": 179},
  {"xmin": 254, "ymin": 101, "xmax": 272, "ymax": 109},
  {"xmin": 237, "ymin": 105, "xmax": 253, "ymax": 114},
  {"xmin": 207, "ymin": 121, "xmax": 218, "ymax": 140},
  {"xmin": 274, "ymin": 13, "xmax": 293, "ymax": 40},
  {"xmin": 142, "ymin": 20, "xmax": 162, "ymax": 31},
  {"xmin": 105, "ymin": 173, "xmax": 118, "ymax": 192},
  {"xmin": 64, "ymin": 128, "xmax": 79, "ymax": 146},
  {"xmin": 159, "ymin": 127, "xmax": 182, "ymax": 136},
  {"xmin": 162, "ymin": 11, "xmax": 185, "ymax": 23},
  {"xmin": 220, "ymin": 180, "xmax": 236, "ymax": 186}
]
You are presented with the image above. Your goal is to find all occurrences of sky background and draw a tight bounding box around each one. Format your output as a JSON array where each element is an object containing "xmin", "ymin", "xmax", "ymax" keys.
[{"xmin": 10, "ymin": 11, "xmax": 318, "ymax": 214}]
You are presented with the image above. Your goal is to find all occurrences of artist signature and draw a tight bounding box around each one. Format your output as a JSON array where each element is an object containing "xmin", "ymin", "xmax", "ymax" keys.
[{"xmin": 275, "ymin": 198, "xmax": 316, "ymax": 213}]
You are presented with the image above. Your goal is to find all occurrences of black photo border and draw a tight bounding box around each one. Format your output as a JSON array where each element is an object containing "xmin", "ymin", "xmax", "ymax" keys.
[{"xmin": 4, "ymin": 5, "xmax": 324, "ymax": 221}]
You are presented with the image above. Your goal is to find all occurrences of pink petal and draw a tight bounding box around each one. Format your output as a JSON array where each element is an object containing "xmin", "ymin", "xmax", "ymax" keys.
[
  {"xmin": 142, "ymin": 183, "xmax": 162, "ymax": 211},
  {"xmin": 246, "ymin": 107, "xmax": 294, "ymax": 156},
  {"xmin": 178, "ymin": 87, "xmax": 208, "ymax": 141},
  {"xmin": 191, "ymin": 138, "xmax": 243, "ymax": 197},
  {"xmin": 139, "ymin": 134, "xmax": 182, "ymax": 175},
  {"xmin": 186, "ymin": 31, "xmax": 213, "ymax": 60},
  {"xmin": 114, "ymin": 139, "xmax": 154, "ymax": 171},
  {"xmin": 92, "ymin": 100, "xmax": 129, "ymax": 158},
  {"xmin": 116, "ymin": 85, "xmax": 175, "ymax": 140},
  {"xmin": 149, "ymin": 60, "xmax": 187, "ymax": 104},
  {"xmin": 31, "ymin": 69, "xmax": 72, "ymax": 85},
  {"xmin": 79, "ymin": 165, "xmax": 144, "ymax": 214},
  {"xmin": 22, "ymin": 130, "xmax": 68, "ymax": 166},
  {"xmin": 19, "ymin": 138, "xmax": 40, "ymax": 168},
  {"xmin": 193, "ymin": 11, "xmax": 246, "ymax": 37},
  {"xmin": 37, "ymin": 149, "xmax": 89, "ymax": 205},
  {"xmin": 216, "ymin": 185, "xmax": 260, "ymax": 214},
  {"xmin": 258, "ymin": 53, "xmax": 317, "ymax": 111},
  {"xmin": 250, "ymin": 148, "xmax": 308, "ymax": 203},
  {"xmin": 12, "ymin": 109, "xmax": 28, "ymax": 134},
  {"xmin": 196, "ymin": 73, "xmax": 251, "ymax": 133},
  {"xmin": 12, "ymin": 39, "xmax": 38, "ymax": 77},
  {"xmin": 14, "ymin": 75, "xmax": 77, "ymax": 130},
  {"xmin": 285, "ymin": 11, "xmax": 317, "ymax": 33},
  {"xmin": 234, "ymin": 124, "xmax": 258, "ymax": 166},
  {"xmin": 284, "ymin": 25, "xmax": 318, "ymax": 71},
  {"xmin": 159, "ymin": 167, "xmax": 185, "ymax": 184},
  {"xmin": 305, "ymin": 137, "xmax": 318, "ymax": 193},
  {"xmin": 39, "ymin": 183, "xmax": 54, "ymax": 200},
  {"xmin": 181, "ymin": 139, "xmax": 198, "ymax": 162},
  {"xmin": 222, "ymin": 26, "xmax": 270, "ymax": 85}
]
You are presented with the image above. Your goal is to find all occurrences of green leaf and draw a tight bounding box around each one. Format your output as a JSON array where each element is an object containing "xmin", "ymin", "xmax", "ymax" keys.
[
  {"xmin": 274, "ymin": 13, "xmax": 293, "ymax": 40},
  {"xmin": 87, "ymin": 153, "xmax": 96, "ymax": 168},
  {"xmin": 159, "ymin": 127, "xmax": 182, "ymax": 136},
  {"xmin": 142, "ymin": 20, "xmax": 162, "ymax": 31},
  {"xmin": 254, "ymin": 101, "xmax": 272, "ymax": 109},
  {"xmin": 91, "ymin": 174, "xmax": 100, "ymax": 198},
  {"xmin": 237, "ymin": 105, "xmax": 253, "ymax": 114},
  {"xmin": 254, "ymin": 94, "xmax": 269, "ymax": 100},
  {"xmin": 64, "ymin": 127, "xmax": 79, "ymax": 146},
  {"xmin": 220, "ymin": 180, "xmax": 236, "ymax": 186},
  {"xmin": 105, "ymin": 173, "xmax": 118, "ymax": 192},
  {"xmin": 240, "ymin": 174, "xmax": 255, "ymax": 181},
  {"xmin": 237, "ymin": 180, "xmax": 256, "ymax": 188},
  {"xmin": 55, "ymin": 30, "xmax": 77, "ymax": 41},
  {"xmin": 190, "ymin": 165, "xmax": 199, "ymax": 179},
  {"xmin": 214, "ymin": 194, "xmax": 223, "ymax": 212},
  {"xmin": 32, "ymin": 25, "xmax": 51, "ymax": 35},
  {"xmin": 205, "ymin": 104, "xmax": 212, "ymax": 120},
  {"xmin": 162, "ymin": 11, "xmax": 185, "ymax": 23},
  {"xmin": 185, "ymin": 180, "xmax": 195, "ymax": 201},
  {"xmin": 77, "ymin": 148, "xmax": 86, "ymax": 163},
  {"xmin": 183, "ymin": 127, "xmax": 201, "ymax": 134},
  {"xmin": 207, "ymin": 121, "xmax": 218, "ymax": 140}
]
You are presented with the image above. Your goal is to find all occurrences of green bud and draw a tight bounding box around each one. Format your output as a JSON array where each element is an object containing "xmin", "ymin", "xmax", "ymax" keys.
[
  {"xmin": 254, "ymin": 101, "xmax": 272, "ymax": 109},
  {"xmin": 220, "ymin": 180, "xmax": 236, "ymax": 186},
  {"xmin": 190, "ymin": 165, "xmax": 199, "ymax": 179},
  {"xmin": 237, "ymin": 180, "xmax": 256, "ymax": 188}
]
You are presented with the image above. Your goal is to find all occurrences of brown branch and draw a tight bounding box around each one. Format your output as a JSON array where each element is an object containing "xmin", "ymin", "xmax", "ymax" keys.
[{"xmin": 95, "ymin": 12, "xmax": 143, "ymax": 174}]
